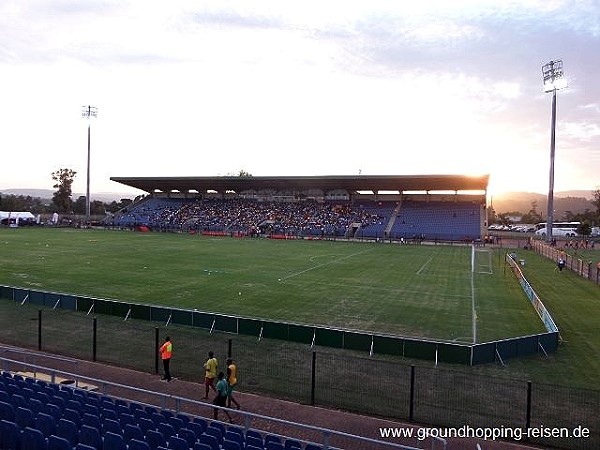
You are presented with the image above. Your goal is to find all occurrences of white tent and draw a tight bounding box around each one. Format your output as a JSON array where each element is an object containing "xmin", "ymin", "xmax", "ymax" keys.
[{"xmin": 0, "ymin": 211, "xmax": 36, "ymax": 224}]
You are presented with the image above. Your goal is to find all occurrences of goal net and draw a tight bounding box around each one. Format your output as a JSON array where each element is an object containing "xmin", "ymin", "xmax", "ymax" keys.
[{"xmin": 472, "ymin": 245, "xmax": 493, "ymax": 274}]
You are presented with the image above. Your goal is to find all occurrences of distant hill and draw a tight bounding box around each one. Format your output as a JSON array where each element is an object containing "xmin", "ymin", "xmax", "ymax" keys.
[
  {"xmin": 0, "ymin": 189, "xmax": 136, "ymax": 203},
  {"xmin": 491, "ymin": 190, "xmax": 596, "ymax": 216}
]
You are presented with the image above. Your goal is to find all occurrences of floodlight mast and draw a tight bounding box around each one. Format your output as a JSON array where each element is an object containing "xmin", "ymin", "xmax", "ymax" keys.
[
  {"xmin": 541, "ymin": 60, "xmax": 565, "ymax": 243},
  {"xmin": 81, "ymin": 106, "xmax": 98, "ymax": 224}
]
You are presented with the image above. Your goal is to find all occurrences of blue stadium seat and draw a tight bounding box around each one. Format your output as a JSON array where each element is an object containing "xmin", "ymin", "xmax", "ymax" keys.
[
  {"xmin": 0, "ymin": 401, "xmax": 16, "ymax": 422},
  {"xmin": 123, "ymin": 423, "xmax": 145, "ymax": 443},
  {"xmin": 15, "ymin": 406, "xmax": 35, "ymax": 429},
  {"xmin": 245, "ymin": 430, "xmax": 262, "ymax": 442},
  {"xmin": 84, "ymin": 404, "xmax": 100, "ymax": 417},
  {"xmin": 186, "ymin": 421, "xmax": 206, "ymax": 438},
  {"xmin": 35, "ymin": 411, "xmax": 57, "ymax": 437},
  {"xmin": 192, "ymin": 443, "xmax": 212, "ymax": 450},
  {"xmin": 222, "ymin": 438, "xmax": 242, "ymax": 450},
  {"xmin": 144, "ymin": 406, "xmax": 158, "ymax": 416},
  {"xmin": 265, "ymin": 435, "xmax": 281, "ymax": 446},
  {"xmin": 0, "ymin": 391, "xmax": 10, "ymax": 405},
  {"xmin": 75, "ymin": 444, "xmax": 98, "ymax": 450},
  {"xmin": 167, "ymin": 416, "xmax": 183, "ymax": 432},
  {"xmin": 133, "ymin": 408, "xmax": 148, "ymax": 422},
  {"xmin": 198, "ymin": 433, "xmax": 220, "ymax": 450},
  {"xmin": 284, "ymin": 438, "xmax": 302, "ymax": 449},
  {"xmin": 119, "ymin": 413, "xmax": 136, "ymax": 429},
  {"xmin": 208, "ymin": 421, "xmax": 225, "ymax": 435},
  {"xmin": 159, "ymin": 410, "xmax": 174, "ymax": 420},
  {"xmin": 150, "ymin": 412, "xmax": 166, "ymax": 427},
  {"xmin": 128, "ymin": 438, "xmax": 151, "ymax": 450},
  {"xmin": 45, "ymin": 403, "xmax": 62, "ymax": 422},
  {"xmin": 224, "ymin": 430, "xmax": 243, "ymax": 446},
  {"xmin": 103, "ymin": 430, "xmax": 127, "ymax": 450},
  {"xmin": 56, "ymin": 418, "xmax": 79, "ymax": 447},
  {"xmin": 20, "ymin": 426, "xmax": 46, "ymax": 450},
  {"xmin": 100, "ymin": 407, "xmax": 117, "ymax": 421},
  {"xmin": 82, "ymin": 413, "xmax": 102, "ymax": 432},
  {"xmin": 102, "ymin": 417, "xmax": 122, "ymax": 436},
  {"xmin": 175, "ymin": 414, "xmax": 190, "ymax": 427},
  {"xmin": 50, "ymin": 396, "xmax": 65, "ymax": 410},
  {"xmin": 168, "ymin": 435, "xmax": 190, "ymax": 450},
  {"xmin": 66, "ymin": 399, "xmax": 83, "ymax": 415},
  {"xmin": 304, "ymin": 444, "xmax": 322, "ymax": 450},
  {"xmin": 266, "ymin": 442, "xmax": 284, "ymax": 450},
  {"xmin": 0, "ymin": 419, "xmax": 20, "ymax": 450},
  {"xmin": 177, "ymin": 427, "xmax": 197, "ymax": 447},
  {"xmin": 47, "ymin": 434, "xmax": 73, "ymax": 450},
  {"xmin": 204, "ymin": 426, "xmax": 223, "ymax": 444},
  {"xmin": 245, "ymin": 435, "xmax": 263, "ymax": 449},
  {"xmin": 79, "ymin": 424, "xmax": 103, "ymax": 450},
  {"xmin": 157, "ymin": 422, "xmax": 175, "ymax": 441},
  {"xmin": 146, "ymin": 429, "xmax": 167, "ymax": 450},
  {"xmin": 138, "ymin": 417, "xmax": 155, "ymax": 436},
  {"xmin": 12, "ymin": 394, "xmax": 27, "ymax": 409},
  {"xmin": 63, "ymin": 408, "xmax": 81, "ymax": 429},
  {"xmin": 27, "ymin": 398, "xmax": 44, "ymax": 416}
]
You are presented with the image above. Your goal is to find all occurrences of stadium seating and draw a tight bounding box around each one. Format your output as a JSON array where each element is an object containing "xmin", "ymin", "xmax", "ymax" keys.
[{"xmin": 0, "ymin": 370, "xmax": 334, "ymax": 450}]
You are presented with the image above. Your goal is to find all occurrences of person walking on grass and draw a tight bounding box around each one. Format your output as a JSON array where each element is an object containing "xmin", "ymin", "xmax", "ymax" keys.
[
  {"xmin": 213, "ymin": 371, "xmax": 232, "ymax": 422},
  {"xmin": 203, "ymin": 351, "xmax": 218, "ymax": 399},
  {"xmin": 159, "ymin": 336, "xmax": 172, "ymax": 382}
]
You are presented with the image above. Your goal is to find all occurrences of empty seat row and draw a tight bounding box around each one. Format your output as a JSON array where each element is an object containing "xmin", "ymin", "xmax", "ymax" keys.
[{"xmin": 2, "ymin": 371, "xmax": 325, "ymax": 450}]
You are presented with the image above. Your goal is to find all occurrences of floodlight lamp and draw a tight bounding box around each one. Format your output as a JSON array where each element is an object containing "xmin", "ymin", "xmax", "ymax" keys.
[
  {"xmin": 542, "ymin": 60, "xmax": 567, "ymax": 92},
  {"xmin": 81, "ymin": 105, "xmax": 98, "ymax": 118}
]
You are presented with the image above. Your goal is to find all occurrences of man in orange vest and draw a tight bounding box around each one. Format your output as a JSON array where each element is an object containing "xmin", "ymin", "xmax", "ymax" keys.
[{"xmin": 159, "ymin": 336, "xmax": 173, "ymax": 382}]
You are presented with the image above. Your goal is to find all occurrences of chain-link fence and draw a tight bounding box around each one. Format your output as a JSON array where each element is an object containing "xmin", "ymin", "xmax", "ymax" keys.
[{"xmin": 0, "ymin": 301, "xmax": 598, "ymax": 450}]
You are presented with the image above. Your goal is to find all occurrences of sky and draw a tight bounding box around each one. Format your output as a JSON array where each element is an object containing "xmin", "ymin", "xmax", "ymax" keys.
[{"xmin": 1, "ymin": 0, "xmax": 599, "ymax": 199}]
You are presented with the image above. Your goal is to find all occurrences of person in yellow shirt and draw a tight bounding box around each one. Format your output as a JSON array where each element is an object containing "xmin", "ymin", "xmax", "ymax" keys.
[
  {"xmin": 159, "ymin": 336, "xmax": 172, "ymax": 382},
  {"xmin": 226, "ymin": 358, "xmax": 240, "ymax": 409},
  {"xmin": 203, "ymin": 351, "xmax": 218, "ymax": 399}
]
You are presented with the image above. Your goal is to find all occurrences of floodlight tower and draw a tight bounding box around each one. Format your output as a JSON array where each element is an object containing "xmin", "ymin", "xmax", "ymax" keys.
[
  {"xmin": 541, "ymin": 60, "xmax": 566, "ymax": 242},
  {"xmin": 82, "ymin": 105, "xmax": 98, "ymax": 224}
]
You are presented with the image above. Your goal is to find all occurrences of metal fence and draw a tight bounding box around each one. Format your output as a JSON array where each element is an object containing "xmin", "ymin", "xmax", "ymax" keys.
[
  {"xmin": 532, "ymin": 240, "xmax": 600, "ymax": 285},
  {"xmin": 0, "ymin": 300, "xmax": 597, "ymax": 450},
  {"xmin": 0, "ymin": 284, "xmax": 558, "ymax": 365}
]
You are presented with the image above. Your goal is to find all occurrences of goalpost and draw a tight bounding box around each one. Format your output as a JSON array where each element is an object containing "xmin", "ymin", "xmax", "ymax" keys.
[{"xmin": 472, "ymin": 244, "xmax": 493, "ymax": 274}]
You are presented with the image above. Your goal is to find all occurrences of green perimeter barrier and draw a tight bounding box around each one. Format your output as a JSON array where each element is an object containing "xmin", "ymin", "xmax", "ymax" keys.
[{"xmin": 0, "ymin": 284, "xmax": 558, "ymax": 365}]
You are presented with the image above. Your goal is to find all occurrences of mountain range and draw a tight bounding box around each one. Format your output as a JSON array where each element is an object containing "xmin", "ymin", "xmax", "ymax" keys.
[{"xmin": 1, "ymin": 188, "xmax": 597, "ymax": 216}]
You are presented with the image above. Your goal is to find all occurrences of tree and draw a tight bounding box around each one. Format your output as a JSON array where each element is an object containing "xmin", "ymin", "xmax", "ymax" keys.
[
  {"xmin": 51, "ymin": 168, "xmax": 76, "ymax": 213},
  {"xmin": 592, "ymin": 188, "xmax": 600, "ymax": 217},
  {"xmin": 577, "ymin": 221, "xmax": 592, "ymax": 237}
]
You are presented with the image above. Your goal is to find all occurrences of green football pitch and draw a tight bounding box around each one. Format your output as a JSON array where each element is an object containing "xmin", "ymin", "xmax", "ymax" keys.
[{"xmin": 0, "ymin": 227, "xmax": 545, "ymax": 343}]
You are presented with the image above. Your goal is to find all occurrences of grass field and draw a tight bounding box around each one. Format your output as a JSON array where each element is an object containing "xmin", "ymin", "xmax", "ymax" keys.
[
  {"xmin": 1, "ymin": 227, "xmax": 544, "ymax": 344},
  {"xmin": 1, "ymin": 227, "xmax": 599, "ymax": 391}
]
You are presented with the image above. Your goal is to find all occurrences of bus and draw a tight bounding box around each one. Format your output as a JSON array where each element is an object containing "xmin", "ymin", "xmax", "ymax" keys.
[{"xmin": 534, "ymin": 221, "xmax": 580, "ymax": 237}]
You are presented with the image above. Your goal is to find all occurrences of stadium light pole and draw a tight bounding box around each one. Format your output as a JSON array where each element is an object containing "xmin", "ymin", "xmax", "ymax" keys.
[
  {"xmin": 541, "ymin": 60, "xmax": 566, "ymax": 243},
  {"xmin": 82, "ymin": 105, "xmax": 98, "ymax": 224}
]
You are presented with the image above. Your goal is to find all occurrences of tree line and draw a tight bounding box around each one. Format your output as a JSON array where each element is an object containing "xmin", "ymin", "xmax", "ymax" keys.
[
  {"xmin": 487, "ymin": 190, "xmax": 600, "ymax": 235},
  {"xmin": 0, "ymin": 168, "xmax": 134, "ymax": 216}
]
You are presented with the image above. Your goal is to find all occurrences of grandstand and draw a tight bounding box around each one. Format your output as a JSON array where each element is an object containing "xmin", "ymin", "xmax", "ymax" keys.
[{"xmin": 109, "ymin": 175, "xmax": 488, "ymax": 241}]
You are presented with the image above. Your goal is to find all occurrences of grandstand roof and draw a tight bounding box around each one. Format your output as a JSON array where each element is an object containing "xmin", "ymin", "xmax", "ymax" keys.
[{"xmin": 110, "ymin": 174, "xmax": 489, "ymax": 194}]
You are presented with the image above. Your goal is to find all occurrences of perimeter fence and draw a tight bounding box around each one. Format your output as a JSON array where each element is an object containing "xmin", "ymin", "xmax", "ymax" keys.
[
  {"xmin": 0, "ymin": 299, "xmax": 597, "ymax": 450},
  {"xmin": 532, "ymin": 240, "xmax": 600, "ymax": 285}
]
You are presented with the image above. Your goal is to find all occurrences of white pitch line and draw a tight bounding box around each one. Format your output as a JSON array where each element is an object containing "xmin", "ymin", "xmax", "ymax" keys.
[
  {"xmin": 280, "ymin": 248, "xmax": 375, "ymax": 282},
  {"xmin": 416, "ymin": 257, "xmax": 433, "ymax": 275},
  {"xmin": 471, "ymin": 266, "xmax": 477, "ymax": 344}
]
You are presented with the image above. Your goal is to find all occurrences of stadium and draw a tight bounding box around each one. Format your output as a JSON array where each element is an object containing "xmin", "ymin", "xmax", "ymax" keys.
[{"xmin": 1, "ymin": 173, "xmax": 598, "ymax": 450}]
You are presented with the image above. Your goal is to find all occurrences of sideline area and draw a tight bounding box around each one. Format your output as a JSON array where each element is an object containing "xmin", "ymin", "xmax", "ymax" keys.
[{"xmin": 0, "ymin": 345, "xmax": 541, "ymax": 450}]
